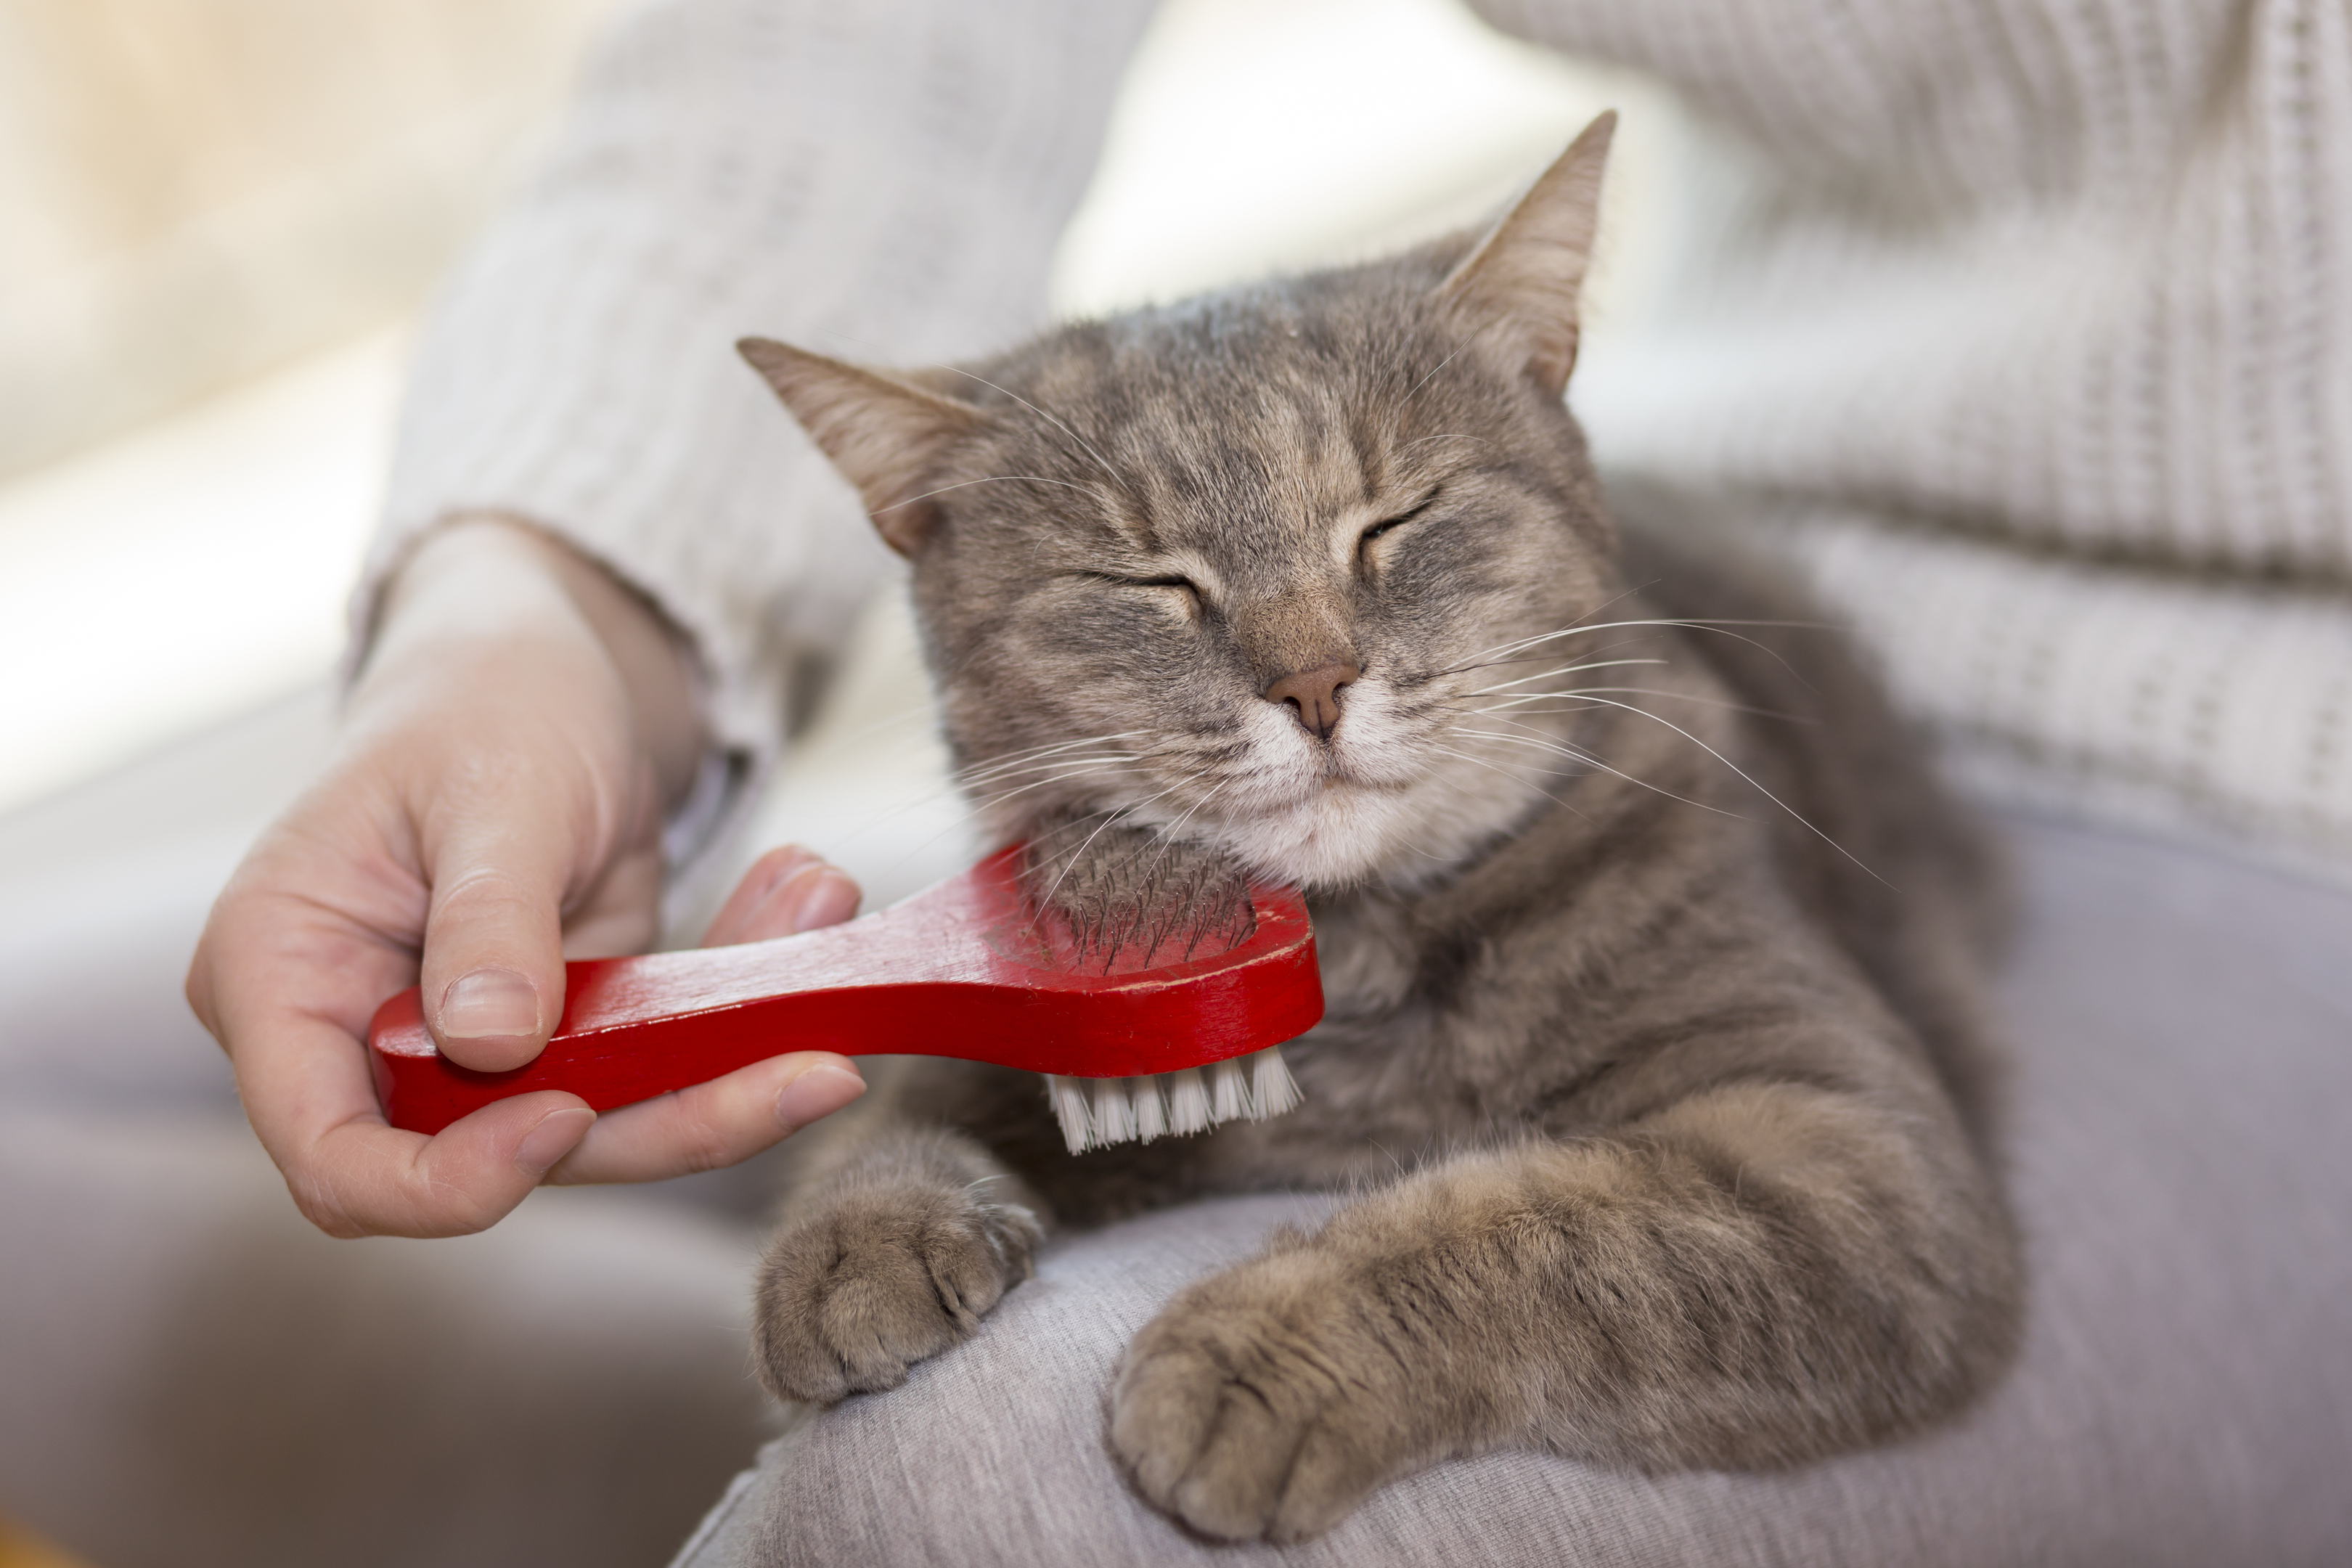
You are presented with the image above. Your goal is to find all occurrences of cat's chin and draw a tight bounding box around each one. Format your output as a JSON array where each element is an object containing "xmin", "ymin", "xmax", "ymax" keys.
[
  {"xmin": 1173, "ymin": 706, "xmax": 1556, "ymax": 890},
  {"xmin": 1212, "ymin": 790, "xmax": 1416, "ymax": 890},
  {"xmin": 1206, "ymin": 772, "xmax": 1531, "ymax": 892}
]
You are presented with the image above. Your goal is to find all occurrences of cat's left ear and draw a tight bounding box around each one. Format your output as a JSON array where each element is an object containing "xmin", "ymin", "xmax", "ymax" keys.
[
  {"xmin": 1434, "ymin": 110, "xmax": 1615, "ymax": 399},
  {"xmin": 738, "ymin": 337, "xmax": 989, "ymax": 556}
]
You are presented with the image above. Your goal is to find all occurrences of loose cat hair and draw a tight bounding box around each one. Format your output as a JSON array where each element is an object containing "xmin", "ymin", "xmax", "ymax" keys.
[{"xmin": 736, "ymin": 113, "xmax": 2020, "ymax": 1544}]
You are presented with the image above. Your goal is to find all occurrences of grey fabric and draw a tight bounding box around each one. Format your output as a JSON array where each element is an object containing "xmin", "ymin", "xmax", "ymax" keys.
[
  {"xmin": 677, "ymin": 812, "xmax": 2352, "ymax": 1567},
  {"xmin": 0, "ymin": 687, "xmax": 329, "ymax": 1117},
  {"xmin": 0, "ymin": 690, "xmax": 785, "ymax": 1568},
  {"xmin": 0, "ymin": 1116, "xmax": 775, "ymax": 1568},
  {"xmin": 8, "ymin": 688, "xmax": 2345, "ymax": 1565}
]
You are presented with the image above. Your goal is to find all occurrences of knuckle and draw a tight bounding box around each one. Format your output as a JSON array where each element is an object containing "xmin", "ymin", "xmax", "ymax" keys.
[
  {"xmin": 671, "ymin": 1100, "xmax": 741, "ymax": 1175},
  {"xmin": 287, "ymin": 1176, "xmax": 368, "ymax": 1241}
]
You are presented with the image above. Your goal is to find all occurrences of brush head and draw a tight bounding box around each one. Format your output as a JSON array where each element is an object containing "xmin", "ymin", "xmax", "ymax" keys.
[
  {"xmin": 1045, "ymin": 1048, "xmax": 1302, "ymax": 1155},
  {"xmin": 367, "ymin": 846, "xmax": 1322, "ymax": 1136},
  {"xmin": 1016, "ymin": 823, "xmax": 1263, "ymax": 976},
  {"xmin": 1014, "ymin": 827, "xmax": 1309, "ymax": 1153}
]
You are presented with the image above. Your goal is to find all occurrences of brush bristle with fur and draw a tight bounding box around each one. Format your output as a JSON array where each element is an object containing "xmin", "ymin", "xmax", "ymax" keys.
[{"xmin": 1021, "ymin": 826, "xmax": 1307, "ymax": 1155}]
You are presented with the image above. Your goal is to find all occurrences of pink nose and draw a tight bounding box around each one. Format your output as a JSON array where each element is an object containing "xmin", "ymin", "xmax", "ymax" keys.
[{"xmin": 1262, "ymin": 662, "xmax": 1360, "ymax": 740}]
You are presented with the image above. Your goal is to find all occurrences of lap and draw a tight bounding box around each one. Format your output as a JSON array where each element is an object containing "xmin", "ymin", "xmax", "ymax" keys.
[{"xmin": 678, "ymin": 812, "xmax": 2352, "ymax": 1567}]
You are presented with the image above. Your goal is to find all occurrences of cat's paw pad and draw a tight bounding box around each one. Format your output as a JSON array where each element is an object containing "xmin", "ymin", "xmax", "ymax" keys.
[
  {"xmin": 754, "ymin": 1182, "xmax": 1041, "ymax": 1404},
  {"xmin": 1108, "ymin": 1254, "xmax": 1407, "ymax": 1543}
]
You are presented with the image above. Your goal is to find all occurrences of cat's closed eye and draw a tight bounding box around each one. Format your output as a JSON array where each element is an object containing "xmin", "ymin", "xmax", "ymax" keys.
[
  {"xmin": 1355, "ymin": 499, "xmax": 1435, "ymax": 564},
  {"xmin": 1082, "ymin": 571, "xmax": 1202, "ymax": 610}
]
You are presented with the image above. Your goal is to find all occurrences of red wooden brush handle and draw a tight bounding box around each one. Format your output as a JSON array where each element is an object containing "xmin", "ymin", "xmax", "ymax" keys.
[{"xmin": 368, "ymin": 847, "xmax": 1323, "ymax": 1135}]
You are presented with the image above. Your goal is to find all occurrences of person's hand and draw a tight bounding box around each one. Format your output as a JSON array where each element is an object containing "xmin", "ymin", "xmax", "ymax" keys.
[{"xmin": 187, "ymin": 518, "xmax": 867, "ymax": 1238}]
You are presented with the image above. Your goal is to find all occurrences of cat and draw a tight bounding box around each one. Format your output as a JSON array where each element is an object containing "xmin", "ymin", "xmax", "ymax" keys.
[{"xmin": 734, "ymin": 113, "xmax": 2020, "ymax": 1544}]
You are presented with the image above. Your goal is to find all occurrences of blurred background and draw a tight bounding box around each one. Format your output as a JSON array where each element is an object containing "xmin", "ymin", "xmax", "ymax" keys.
[
  {"xmin": 0, "ymin": 0, "xmax": 1682, "ymax": 822},
  {"xmin": 0, "ymin": 2, "xmax": 1678, "ymax": 1561},
  {"xmin": 0, "ymin": 0, "xmax": 618, "ymax": 813}
]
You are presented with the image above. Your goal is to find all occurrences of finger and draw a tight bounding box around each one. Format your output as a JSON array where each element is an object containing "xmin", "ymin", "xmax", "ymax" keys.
[
  {"xmin": 545, "ymin": 1052, "xmax": 865, "ymax": 1185},
  {"xmin": 296, "ymin": 1090, "xmax": 597, "ymax": 1237},
  {"xmin": 557, "ymin": 836, "xmax": 667, "ymax": 960},
  {"xmin": 416, "ymin": 799, "xmax": 584, "ymax": 1073},
  {"xmin": 703, "ymin": 846, "xmax": 862, "ymax": 947},
  {"xmin": 703, "ymin": 844, "xmax": 824, "ymax": 943},
  {"xmin": 200, "ymin": 891, "xmax": 600, "ymax": 1235}
]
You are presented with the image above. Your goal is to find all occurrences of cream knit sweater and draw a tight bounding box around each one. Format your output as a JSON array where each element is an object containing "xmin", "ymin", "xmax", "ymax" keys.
[{"xmin": 372, "ymin": 0, "xmax": 2352, "ymax": 880}]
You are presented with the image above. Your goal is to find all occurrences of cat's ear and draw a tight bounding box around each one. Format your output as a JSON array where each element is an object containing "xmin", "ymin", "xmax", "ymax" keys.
[
  {"xmin": 1434, "ymin": 110, "xmax": 1615, "ymax": 399},
  {"xmin": 738, "ymin": 337, "xmax": 988, "ymax": 556}
]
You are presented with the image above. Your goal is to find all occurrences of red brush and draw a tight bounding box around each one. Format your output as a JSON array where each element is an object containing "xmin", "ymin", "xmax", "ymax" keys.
[{"xmin": 368, "ymin": 846, "xmax": 1321, "ymax": 1155}]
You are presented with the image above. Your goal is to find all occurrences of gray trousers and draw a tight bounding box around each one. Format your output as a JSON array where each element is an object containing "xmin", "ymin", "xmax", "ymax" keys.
[
  {"xmin": 675, "ymin": 809, "xmax": 2352, "ymax": 1567},
  {"xmin": 4, "ymin": 693, "xmax": 2347, "ymax": 1566}
]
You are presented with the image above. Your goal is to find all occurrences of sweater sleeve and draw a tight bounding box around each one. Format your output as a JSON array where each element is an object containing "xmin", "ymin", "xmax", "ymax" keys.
[
  {"xmin": 1471, "ymin": 0, "xmax": 2352, "ymax": 876},
  {"xmin": 359, "ymin": 0, "xmax": 1162, "ymax": 851}
]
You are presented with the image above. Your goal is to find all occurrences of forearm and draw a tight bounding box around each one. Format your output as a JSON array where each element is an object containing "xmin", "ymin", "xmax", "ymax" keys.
[
  {"xmin": 368, "ymin": 0, "xmax": 1166, "ymax": 801},
  {"xmin": 359, "ymin": 516, "xmax": 705, "ymax": 814}
]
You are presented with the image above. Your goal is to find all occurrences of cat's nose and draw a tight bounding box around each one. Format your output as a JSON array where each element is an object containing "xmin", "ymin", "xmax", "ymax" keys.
[{"xmin": 1262, "ymin": 662, "xmax": 1360, "ymax": 740}]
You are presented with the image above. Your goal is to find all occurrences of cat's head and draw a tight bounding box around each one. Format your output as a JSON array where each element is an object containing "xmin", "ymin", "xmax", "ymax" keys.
[{"xmin": 746, "ymin": 115, "xmax": 1620, "ymax": 891}]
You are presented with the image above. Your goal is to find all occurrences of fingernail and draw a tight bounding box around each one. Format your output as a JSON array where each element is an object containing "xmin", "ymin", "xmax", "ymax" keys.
[
  {"xmin": 441, "ymin": 968, "xmax": 541, "ymax": 1040},
  {"xmin": 776, "ymin": 1063, "xmax": 865, "ymax": 1132},
  {"xmin": 759, "ymin": 846, "xmax": 818, "ymax": 894},
  {"xmin": 515, "ymin": 1106, "xmax": 594, "ymax": 1174},
  {"xmin": 784, "ymin": 870, "xmax": 859, "ymax": 932}
]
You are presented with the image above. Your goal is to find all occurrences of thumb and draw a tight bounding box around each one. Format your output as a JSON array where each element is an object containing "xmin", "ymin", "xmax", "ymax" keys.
[{"xmin": 417, "ymin": 809, "xmax": 579, "ymax": 1073}]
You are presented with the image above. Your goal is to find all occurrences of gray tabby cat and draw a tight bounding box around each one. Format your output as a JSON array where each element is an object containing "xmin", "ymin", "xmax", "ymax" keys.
[{"xmin": 736, "ymin": 113, "xmax": 2020, "ymax": 1543}]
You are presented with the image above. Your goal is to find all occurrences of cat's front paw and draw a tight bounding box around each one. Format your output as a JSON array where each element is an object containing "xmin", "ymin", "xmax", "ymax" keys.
[
  {"xmin": 753, "ymin": 1180, "xmax": 1041, "ymax": 1404},
  {"xmin": 1109, "ymin": 1249, "xmax": 1414, "ymax": 1543}
]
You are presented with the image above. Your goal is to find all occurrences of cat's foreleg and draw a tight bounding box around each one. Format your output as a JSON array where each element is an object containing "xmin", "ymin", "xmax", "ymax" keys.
[
  {"xmin": 752, "ymin": 1103, "xmax": 1046, "ymax": 1405},
  {"xmin": 1108, "ymin": 1077, "xmax": 2018, "ymax": 1541}
]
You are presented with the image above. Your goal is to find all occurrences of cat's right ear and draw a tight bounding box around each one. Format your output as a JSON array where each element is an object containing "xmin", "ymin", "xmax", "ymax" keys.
[
  {"xmin": 1434, "ymin": 110, "xmax": 1614, "ymax": 399},
  {"xmin": 738, "ymin": 338, "xmax": 988, "ymax": 557}
]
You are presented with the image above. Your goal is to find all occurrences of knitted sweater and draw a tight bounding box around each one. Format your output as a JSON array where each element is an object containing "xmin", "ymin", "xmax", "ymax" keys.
[{"xmin": 371, "ymin": 0, "xmax": 2352, "ymax": 880}]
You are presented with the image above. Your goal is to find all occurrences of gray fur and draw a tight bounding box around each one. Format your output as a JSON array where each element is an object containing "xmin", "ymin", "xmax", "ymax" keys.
[{"xmin": 739, "ymin": 116, "xmax": 2020, "ymax": 1544}]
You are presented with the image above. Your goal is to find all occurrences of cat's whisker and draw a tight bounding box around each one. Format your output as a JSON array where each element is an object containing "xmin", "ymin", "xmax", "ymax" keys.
[
  {"xmin": 936, "ymin": 367, "xmax": 1130, "ymax": 495},
  {"xmin": 1508, "ymin": 694, "xmax": 1885, "ymax": 880},
  {"xmin": 1448, "ymin": 724, "xmax": 1741, "ymax": 819},
  {"xmin": 1032, "ymin": 778, "xmax": 1208, "ymax": 912},
  {"xmin": 953, "ymin": 730, "xmax": 1153, "ymax": 785},
  {"xmin": 849, "ymin": 767, "xmax": 1146, "ymax": 889},
  {"xmin": 1424, "ymin": 745, "xmax": 1590, "ymax": 822},
  {"xmin": 1430, "ymin": 741, "xmax": 1577, "ymax": 785},
  {"xmin": 1130, "ymin": 780, "xmax": 1233, "ymax": 889},
  {"xmin": 848, "ymin": 775, "xmax": 1172, "ymax": 918},
  {"xmin": 1444, "ymin": 618, "xmax": 1828, "ymax": 689},
  {"xmin": 1014, "ymin": 755, "xmax": 1232, "ymax": 887},
  {"xmin": 963, "ymin": 761, "xmax": 1152, "ymax": 819},
  {"xmin": 1469, "ymin": 686, "xmax": 1813, "ymax": 723},
  {"xmin": 957, "ymin": 753, "xmax": 1143, "ymax": 789},
  {"xmin": 1425, "ymin": 632, "xmax": 1665, "ymax": 685},
  {"xmin": 1437, "ymin": 584, "xmax": 1652, "ymax": 671},
  {"xmin": 1459, "ymin": 658, "xmax": 1668, "ymax": 697},
  {"xmin": 957, "ymin": 738, "xmax": 1144, "ymax": 775},
  {"xmin": 1397, "ymin": 315, "xmax": 1511, "ymax": 406},
  {"xmin": 875, "ymin": 473, "xmax": 1096, "ymax": 514}
]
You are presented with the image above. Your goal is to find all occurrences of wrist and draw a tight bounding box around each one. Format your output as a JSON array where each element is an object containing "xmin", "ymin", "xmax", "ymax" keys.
[{"xmin": 360, "ymin": 517, "xmax": 707, "ymax": 808}]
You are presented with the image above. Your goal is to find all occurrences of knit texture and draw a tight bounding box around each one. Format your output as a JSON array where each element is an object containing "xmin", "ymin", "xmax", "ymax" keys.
[
  {"xmin": 373, "ymin": 0, "xmax": 2352, "ymax": 877},
  {"xmin": 1479, "ymin": 0, "xmax": 2352, "ymax": 872},
  {"xmin": 367, "ymin": 0, "xmax": 1160, "ymax": 791}
]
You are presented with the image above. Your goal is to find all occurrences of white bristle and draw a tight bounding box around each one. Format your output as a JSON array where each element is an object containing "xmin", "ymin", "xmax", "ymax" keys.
[
  {"xmin": 1090, "ymin": 1077, "xmax": 1138, "ymax": 1144},
  {"xmin": 1048, "ymin": 1075, "xmax": 1093, "ymax": 1155},
  {"xmin": 1042, "ymin": 1048, "xmax": 1303, "ymax": 1155},
  {"xmin": 1248, "ymin": 1048, "xmax": 1302, "ymax": 1120},
  {"xmin": 1132, "ymin": 1076, "xmax": 1168, "ymax": 1140},
  {"xmin": 1211, "ymin": 1058, "xmax": 1250, "ymax": 1122},
  {"xmin": 1165, "ymin": 1068, "xmax": 1212, "ymax": 1135}
]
